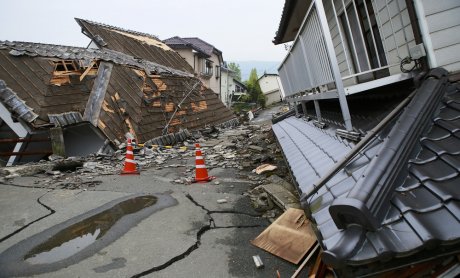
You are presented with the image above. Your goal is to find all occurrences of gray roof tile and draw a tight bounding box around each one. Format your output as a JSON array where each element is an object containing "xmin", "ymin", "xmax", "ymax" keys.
[{"xmin": 272, "ymin": 117, "xmax": 352, "ymax": 194}]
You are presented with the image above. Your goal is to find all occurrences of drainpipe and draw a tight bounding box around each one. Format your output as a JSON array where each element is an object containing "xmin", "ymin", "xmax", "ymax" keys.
[
  {"xmin": 405, "ymin": 0, "xmax": 428, "ymax": 71},
  {"xmin": 412, "ymin": 0, "xmax": 437, "ymax": 68},
  {"xmin": 193, "ymin": 53, "xmax": 196, "ymax": 72}
]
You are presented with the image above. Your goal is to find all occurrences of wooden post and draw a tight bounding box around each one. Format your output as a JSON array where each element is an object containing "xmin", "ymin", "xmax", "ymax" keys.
[{"xmin": 50, "ymin": 127, "xmax": 66, "ymax": 157}]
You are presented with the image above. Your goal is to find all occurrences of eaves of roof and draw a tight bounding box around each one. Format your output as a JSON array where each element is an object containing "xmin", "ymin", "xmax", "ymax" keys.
[
  {"xmin": 273, "ymin": 0, "xmax": 311, "ymax": 45},
  {"xmin": 164, "ymin": 36, "xmax": 210, "ymax": 58},
  {"xmin": 258, "ymin": 73, "xmax": 279, "ymax": 82},
  {"xmin": 75, "ymin": 18, "xmax": 159, "ymax": 42},
  {"xmin": 166, "ymin": 37, "xmax": 222, "ymax": 59},
  {"xmin": 233, "ymin": 78, "xmax": 247, "ymax": 89}
]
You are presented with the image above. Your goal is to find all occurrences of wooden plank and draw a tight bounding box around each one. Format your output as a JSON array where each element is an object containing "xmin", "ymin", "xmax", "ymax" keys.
[
  {"xmin": 251, "ymin": 208, "xmax": 317, "ymax": 264},
  {"xmin": 291, "ymin": 243, "xmax": 320, "ymax": 278},
  {"xmin": 83, "ymin": 62, "xmax": 113, "ymax": 126},
  {"xmin": 50, "ymin": 127, "xmax": 65, "ymax": 157},
  {"xmin": 79, "ymin": 60, "xmax": 96, "ymax": 81},
  {"xmin": 309, "ymin": 251, "xmax": 326, "ymax": 278}
]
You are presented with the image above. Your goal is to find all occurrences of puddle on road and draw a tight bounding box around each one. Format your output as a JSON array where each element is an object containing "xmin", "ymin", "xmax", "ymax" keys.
[
  {"xmin": 0, "ymin": 193, "xmax": 177, "ymax": 277},
  {"xmin": 24, "ymin": 195, "xmax": 157, "ymax": 264}
]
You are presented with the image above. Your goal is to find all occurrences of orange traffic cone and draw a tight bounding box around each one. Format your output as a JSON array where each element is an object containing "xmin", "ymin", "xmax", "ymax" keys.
[
  {"xmin": 192, "ymin": 143, "xmax": 215, "ymax": 183},
  {"xmin": 120, "ymin": 138, "xmax": 140, "ymax": 175}
]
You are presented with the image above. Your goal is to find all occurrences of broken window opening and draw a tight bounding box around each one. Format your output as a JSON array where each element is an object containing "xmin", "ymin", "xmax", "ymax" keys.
[
  {"xmin": 53, "ymin": 60, "xmax": 80, "ymax": 74},
  {"xmin": 50, "ymin": 60, "xmax": 81, "ymax": 86}
]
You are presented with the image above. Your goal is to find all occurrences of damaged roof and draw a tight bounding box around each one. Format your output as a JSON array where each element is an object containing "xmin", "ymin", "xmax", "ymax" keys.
[
  {"xmin": 0, "ymin": 41, "xmax": 192, "ymax": 77},
  {"xmin": 0, "ymin": 41, "xmax": 235, "ymax": 144},
  {"xmin": 75, "ymin": 18, "xmax": 195, "ymax": 74},
  {"xmin": 272, "ymin": 69, "xmax": 460, "ymax": 274},
  {"xmin": 164, "ymin": 36, "xmax": 222, "ymax": 58}
]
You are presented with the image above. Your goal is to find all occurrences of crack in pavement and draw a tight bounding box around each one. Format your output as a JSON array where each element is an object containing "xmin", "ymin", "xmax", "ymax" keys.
[
  {"xmin": 131, "ymin": 223, "xmax": 212, "ymax": 278},
  {"xmin": 131, "ymin": 193, "xmax": 264, "ymax": 277},
  {"xmin": 209, "ymin": 210, "xmax": 261, "ymax": 217},
  {"xmin": 0, "ymin": 181, "xmax": 49, "ymax": 189},
  {"xmin": 0, "ymin": 191, "xmax": 56, "ymax": 243}
]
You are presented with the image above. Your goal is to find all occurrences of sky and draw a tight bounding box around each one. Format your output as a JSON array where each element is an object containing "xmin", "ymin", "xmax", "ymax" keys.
[{"xmin": 0, "ymin": 0, "xmax": 287, "ymax": 62}]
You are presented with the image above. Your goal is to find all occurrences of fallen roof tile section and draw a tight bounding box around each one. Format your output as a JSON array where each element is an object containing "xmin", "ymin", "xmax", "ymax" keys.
[
  {"xmin": 0, "ymin": 80, "xmax": 38, "ymax": 123},
  {"xmin": 273, "ymin": 69, "xmax": 460, "ymax": 275}
]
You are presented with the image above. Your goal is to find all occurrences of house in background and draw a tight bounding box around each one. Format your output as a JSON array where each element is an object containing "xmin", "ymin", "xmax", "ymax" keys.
[
  {"xmin": 258, "ymin": 73, "xmax": 284, "ymax": 106},
  {"xmin": 231, "ymin": 79, "xmax": 248, "ymax": 103},
  {"xmin": 272, "ymin": 0, "xmax": 460, "ymax": 276},
  {"xmin": 220, "ymin": 64, "xmax": 236, "ymax": 107},
  {"xmin": 164, "ymin": 37, "xmax": 223, "ymax": 99}
]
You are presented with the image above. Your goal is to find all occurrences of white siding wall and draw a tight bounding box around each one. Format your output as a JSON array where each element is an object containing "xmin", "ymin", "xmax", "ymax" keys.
[
  {"xmin": 421, "ymin": 0, "xmax": 460, "ymax": 72},
  {"xmin": 373, "ymin": 0, "xmax": 415, "ymax": 75},
  {"xmin": 265, "ymin": 91, "xmax": 282, "ymax": 106},
  {"xmin": 259, "ymin": 75, "xmax": 282, "ymax": 106}
]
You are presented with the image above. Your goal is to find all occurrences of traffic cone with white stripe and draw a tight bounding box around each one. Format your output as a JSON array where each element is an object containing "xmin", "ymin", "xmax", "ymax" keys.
[
  {"xmin": 192, "ymin": 143, "xmax": 215, "ymax": 183},
  {"xmin": 120, "ymin": 138, "xmax": 140, "ymax": 175}
]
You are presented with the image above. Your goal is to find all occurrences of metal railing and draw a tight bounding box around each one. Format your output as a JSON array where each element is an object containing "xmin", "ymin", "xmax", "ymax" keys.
[{"xmin": 278, "ymin": 0, "xmax": 415, "ymax": 129}]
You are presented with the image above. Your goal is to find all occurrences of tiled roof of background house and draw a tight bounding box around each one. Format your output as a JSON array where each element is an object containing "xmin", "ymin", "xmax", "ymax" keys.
[{"xmin": 164, "ymin": 36, "xmax": 222, "ymax": 57}]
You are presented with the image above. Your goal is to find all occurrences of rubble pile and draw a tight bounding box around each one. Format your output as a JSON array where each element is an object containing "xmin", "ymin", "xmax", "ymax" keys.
[{"xmin": 0, "ymin": 121, "xmax": 299, "ymax": 220}]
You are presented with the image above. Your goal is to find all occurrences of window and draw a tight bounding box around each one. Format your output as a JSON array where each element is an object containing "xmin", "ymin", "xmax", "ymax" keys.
[
  {"xmin": 215, "ymin": 65, "xmax": 220, "ymax": 79},
  {"xmin": 340, "ymin": 0, "xmax": 388, "ymax": 81},
  {"xmin": 201, "ymin": 59, "xmax": 213, "ymax": 77}
]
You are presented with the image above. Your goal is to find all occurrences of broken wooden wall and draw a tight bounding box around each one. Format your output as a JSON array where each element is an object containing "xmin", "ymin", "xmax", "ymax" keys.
[
  {"xmin": 0, "ymin": 50, "xmax": 93, "ymax": 125},
  {"xmin": 99, "ymin": 66, "xmax": 234, "ymax": 143}
]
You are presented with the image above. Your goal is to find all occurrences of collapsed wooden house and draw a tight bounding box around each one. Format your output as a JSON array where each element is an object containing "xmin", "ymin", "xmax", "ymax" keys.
[{"xmin": 0, "ymin": 21, "xmax": 235, "ymax": 166}]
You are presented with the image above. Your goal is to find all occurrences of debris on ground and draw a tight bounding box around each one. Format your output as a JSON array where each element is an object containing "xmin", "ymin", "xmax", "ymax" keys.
[
  {"xmin": 253, "ymin": 164, "xmax": 277, "ymax": 175},
  {"xmin": 252, "ymin": 255, "xmax": 264, "ymax": 269},
  {"xmin": 251, "ymin": 208, "xmax": 317, "ymax": 264}
]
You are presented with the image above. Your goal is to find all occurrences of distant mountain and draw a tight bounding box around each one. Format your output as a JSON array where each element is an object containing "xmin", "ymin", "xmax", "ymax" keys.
[{"xmin": 231, "ymin": 61, "xmax": 280, "ymax": 81}]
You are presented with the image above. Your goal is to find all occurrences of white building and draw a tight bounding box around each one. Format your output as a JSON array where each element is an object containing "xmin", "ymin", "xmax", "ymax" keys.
[{"xmin": 258, "ymin": 73, "xmax": 284, "ymax": 106}]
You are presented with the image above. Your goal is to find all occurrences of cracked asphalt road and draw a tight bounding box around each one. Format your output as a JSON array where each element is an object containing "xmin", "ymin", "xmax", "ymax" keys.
[{"xmin": 0, "ymin": 139, "xmax": 297, "ymax": 277}]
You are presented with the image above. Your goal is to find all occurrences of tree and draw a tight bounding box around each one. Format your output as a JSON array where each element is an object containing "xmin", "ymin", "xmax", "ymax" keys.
[
  {"xmin": 228, "ymin": 62, "xmax": 242, "ymax": 81},
  {"xmin": 245, "ymin": 68, "xmax": 266, "ymax": 108}
]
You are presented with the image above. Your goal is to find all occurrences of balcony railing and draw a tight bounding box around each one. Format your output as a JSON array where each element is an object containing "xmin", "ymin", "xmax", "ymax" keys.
[{"xmin": 278, "ymin": 0, "xmax": 416, "ymax": 130}]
